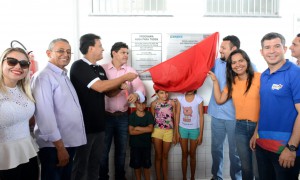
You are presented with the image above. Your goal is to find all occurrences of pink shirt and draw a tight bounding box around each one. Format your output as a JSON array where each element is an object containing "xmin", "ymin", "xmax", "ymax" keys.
[{"xmin": 102, "ymin": 62, "xmax": 145, "ymax": 113}]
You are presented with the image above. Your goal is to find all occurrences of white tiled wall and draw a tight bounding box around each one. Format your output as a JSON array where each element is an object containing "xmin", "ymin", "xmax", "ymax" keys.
[{"xmin": 106, "ymin": 114, "xmax": 231, "ymax": 180}]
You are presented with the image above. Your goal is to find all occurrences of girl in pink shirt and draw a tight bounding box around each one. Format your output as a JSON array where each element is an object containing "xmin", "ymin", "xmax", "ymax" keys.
[{"xmin": 150, "ymin": 89, "xmax": 176, "ymax": 180}]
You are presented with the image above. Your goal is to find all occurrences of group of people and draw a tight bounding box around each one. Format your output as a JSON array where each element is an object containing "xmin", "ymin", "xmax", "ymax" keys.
[
  {"xmin": 208, "ymin": 32, "xmax": 300, "ymax": 180},
  {"xmin": 0, "ymin": 34, "xmax": 139, "ymax": 180},
  {"xmin": 0, "ymin": 32, "xmax": 299, "ymax": 180}
]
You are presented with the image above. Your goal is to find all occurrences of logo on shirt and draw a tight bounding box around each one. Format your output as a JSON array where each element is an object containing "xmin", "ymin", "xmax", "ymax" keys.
[
  {"xmin": 99, "ymin": 72, "xmax": 105, "ymax": 76},
  {"xmin": 271, "ymin": 84, "xmax": 283, "ymax": 90},
  {"xmin": 183, "ymin": 106, "xmax": 192, "ymax": 122}
]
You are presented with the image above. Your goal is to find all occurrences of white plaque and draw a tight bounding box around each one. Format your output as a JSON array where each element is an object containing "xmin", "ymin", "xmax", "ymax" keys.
[
  {"xmin": 166, "ymin": 33, "xmax": 210, "ymax": 59},
  {"xmin": 131, "ymin": 33, "xmax": 162, "ymax": 80}
]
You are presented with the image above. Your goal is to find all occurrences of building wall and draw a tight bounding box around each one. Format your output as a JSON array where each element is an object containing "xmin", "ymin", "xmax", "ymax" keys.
[
  {"xmin": 0, "ymin": 0, "xmax": 299, "ymax": 179},
  {"xmin": 0, "ymin": 0, "xmax": 76, "ymax": 66},
  {"xmin": 74, "ymin": 1, "xmax": 300, "ymax": 179}
]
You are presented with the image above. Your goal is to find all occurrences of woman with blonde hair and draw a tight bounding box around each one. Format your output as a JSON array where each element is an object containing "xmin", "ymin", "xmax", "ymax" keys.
[{"xmin": 0, "ymin": 48, "xmax": 39, "ymax": 180}]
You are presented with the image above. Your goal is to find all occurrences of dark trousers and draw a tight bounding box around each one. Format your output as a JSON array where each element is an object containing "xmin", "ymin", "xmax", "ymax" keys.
[
  {"xmin": 38, "ymin": 147, "xmax": 76, "ymax": 180},
  {"xmin": 0, "ymin": 156, "xmax": 39, "ymax": 180},
  {"xmin": 72, "ymin": 132, "xmax": 105, "ymax": 180},
  {"xmin": 256, "ymin": 145, "xmax": 300, "ymax": 180},
  {"xmin": 99, "ymin": 113, "xmax": 129, "ymax": 180}
]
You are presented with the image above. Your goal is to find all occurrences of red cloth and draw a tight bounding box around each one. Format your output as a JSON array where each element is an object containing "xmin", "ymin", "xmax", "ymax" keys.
[{"xmin": 145, "ymin": 32, "xmax": 219, "ymax": 93}]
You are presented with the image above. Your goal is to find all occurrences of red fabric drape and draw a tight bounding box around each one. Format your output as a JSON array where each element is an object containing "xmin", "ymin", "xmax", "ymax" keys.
[{"xmin": 145, "ymin": 32, "xmax": 219, "ymax": 93}]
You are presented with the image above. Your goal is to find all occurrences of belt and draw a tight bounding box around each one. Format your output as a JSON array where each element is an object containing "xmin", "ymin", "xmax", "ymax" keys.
[
  {"xmin": 237, "ymin": 119, "xmax": 256, "ymax": 123},
  {"xmin": 105, "ymin": 111, "xmax": 127, "ymax": 117}
]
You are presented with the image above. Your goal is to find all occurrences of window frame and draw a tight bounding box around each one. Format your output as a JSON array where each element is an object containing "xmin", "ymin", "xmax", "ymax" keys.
[
  {"xmin": 205, "ymin": 0, "xmax": 280, "ymax": 17},
  {"xmin": 89, "ymin": 0, "xmax": 172, "ymax": 17}
]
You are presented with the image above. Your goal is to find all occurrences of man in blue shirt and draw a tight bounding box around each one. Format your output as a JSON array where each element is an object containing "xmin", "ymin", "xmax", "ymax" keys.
[
  {"xmin": 208, "ymin": 35, "xmax": 242, "ymax": 180},
  {"xmin": 253, "ymin": 32, "xmax": 300, "ymax": 179},
  {"xmin": 31, "ymin": 38, "xmax": 87, "ymax": 180}
]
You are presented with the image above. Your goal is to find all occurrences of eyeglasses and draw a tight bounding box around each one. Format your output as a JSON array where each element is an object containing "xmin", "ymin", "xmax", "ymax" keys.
[
  {"xmin": 53, "ymin": 49, "xmax": 73, "ymax": 55},
  {"xmin": 4, "ymin": 57, "xmax": 31, "ymax": 69}
]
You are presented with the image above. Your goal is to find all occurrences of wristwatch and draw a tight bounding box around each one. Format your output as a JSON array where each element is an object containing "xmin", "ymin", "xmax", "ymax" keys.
[{"xmin": 286, "ymin": 144, "xmax": 298, "ymax": 152}]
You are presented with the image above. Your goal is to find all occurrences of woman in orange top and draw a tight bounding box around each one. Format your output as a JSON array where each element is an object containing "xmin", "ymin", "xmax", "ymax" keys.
[{"xmin": 208, "ymin": 49, "xmax": 260, "ymax": 180}]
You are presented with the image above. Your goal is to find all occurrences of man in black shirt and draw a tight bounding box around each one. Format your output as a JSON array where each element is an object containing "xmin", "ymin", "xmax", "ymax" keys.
[{"xmin": 71, "ymin": 33, "xmax": 137, "ymax": 180}]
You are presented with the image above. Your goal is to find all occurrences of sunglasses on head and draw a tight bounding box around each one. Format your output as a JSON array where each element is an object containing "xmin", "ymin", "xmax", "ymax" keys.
[{"xmin": 4, "ymin": 57, "xmax": 31, "ymax": 69}]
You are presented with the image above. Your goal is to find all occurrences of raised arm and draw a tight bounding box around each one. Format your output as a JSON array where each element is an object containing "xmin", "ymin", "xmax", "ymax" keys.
[
  {"xmin": 91, "ymin": 72, "xmax": 137, "ymax": 93},
  {"xmin": 208, "ymin": 71, "xmax": 229, "ymax": 104},
  {"xmin": 128, "ymin": 72, "xmax": 146, "ymax": 103},
  {"xmin": 105, "ymin": 82, "xmax": 126, "ymax": 97}
]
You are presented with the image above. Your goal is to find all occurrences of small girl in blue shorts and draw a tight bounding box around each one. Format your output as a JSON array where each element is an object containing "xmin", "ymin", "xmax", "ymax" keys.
[
  {"xmin": 175, "ymin": 90, "xmax": 204, "ymax": 180},
  {"xmin": 150, "ymin": 89, "xmax": 176, "ymax": 180}
]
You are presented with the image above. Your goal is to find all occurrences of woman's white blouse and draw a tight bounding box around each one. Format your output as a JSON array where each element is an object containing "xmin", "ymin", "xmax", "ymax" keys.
[{"xmin": 0, "ymin": 86, "xmax": 38, "ymax": 170}]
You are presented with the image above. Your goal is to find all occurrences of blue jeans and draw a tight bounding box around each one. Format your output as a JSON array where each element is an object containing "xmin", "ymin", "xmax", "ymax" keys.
[
  {"xmin": 235, "ymin": 120, "xmax": 259, "ymax": 180},
  {"xmin": 211, "ymin": 117, "xmax": 242, "ymax": 180},
  {"xmin": 99, "ymin": 113, "xmax": 128, "ymax": 180},
  {"xmin": 72, "ymin": 132, "xmax": 105, "ymax": 180},
  {"xmin": 38, "ymin": 147, "xmax": 76, "ymax": 180},
  {"xmin": 256, "ymin": 145, "xmax": 300, "ymax": 180}
]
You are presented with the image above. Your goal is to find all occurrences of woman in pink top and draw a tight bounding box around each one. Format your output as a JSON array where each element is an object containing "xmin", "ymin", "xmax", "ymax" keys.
[{"xmin": 208, "ymin": 49, "xmax": 260, "ymax": 180}]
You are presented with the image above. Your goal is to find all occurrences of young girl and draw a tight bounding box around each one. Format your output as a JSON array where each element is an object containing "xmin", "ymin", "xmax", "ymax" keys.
[
  {"xmin": 208, "ymin": 49, "xmax": 260, "ymax": 180},
  {"xmin": 151, "ymin": 89, "xmax": 176, "ymax": 180},
  {"xmin": 176, "ymin": 90, "xmax": 204, "ymax": 180}
]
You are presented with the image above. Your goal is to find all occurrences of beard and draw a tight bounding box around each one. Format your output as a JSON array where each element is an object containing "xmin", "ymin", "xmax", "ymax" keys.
[{"xmin": 220, "ymin": 56, "xmax": 226, "ymax": 61}]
